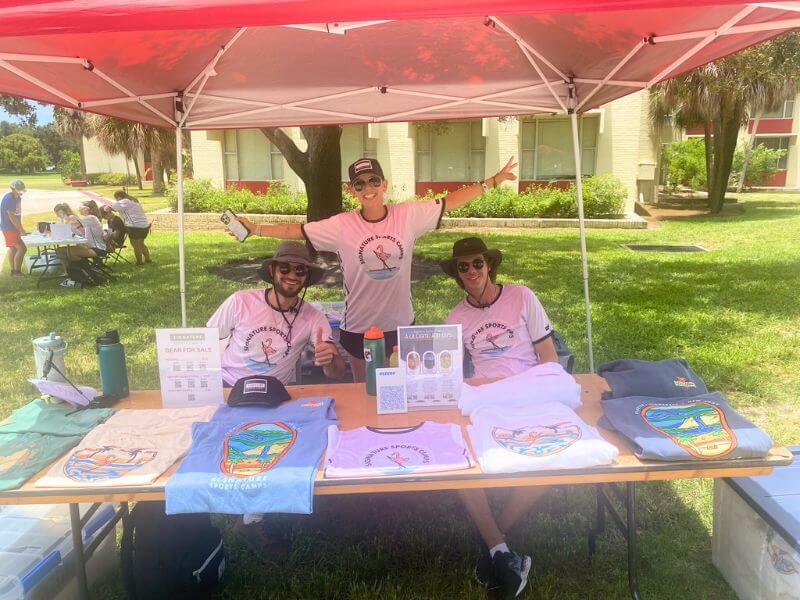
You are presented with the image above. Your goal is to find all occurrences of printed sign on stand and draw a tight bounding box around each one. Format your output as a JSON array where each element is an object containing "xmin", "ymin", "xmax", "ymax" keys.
[
  {"xmin": 156, "ymin": 328, "xmax": 223, "ymax": 407},
  {"xmin": 397, "ymin": 324, "xmax": 462, "ymax": 410}
]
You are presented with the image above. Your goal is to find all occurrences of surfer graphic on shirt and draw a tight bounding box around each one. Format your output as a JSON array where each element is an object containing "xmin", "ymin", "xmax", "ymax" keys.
[
  {"xmin": 261, "ymin": 338, "xmax": 276, "ymax": 366},
  {"xmin": 475, "ymin": 326, "xmax": 514, "ymax": 356},
  {"xmin": 358, "ymin": 235, "xmax": 404, "ymax": 280}
]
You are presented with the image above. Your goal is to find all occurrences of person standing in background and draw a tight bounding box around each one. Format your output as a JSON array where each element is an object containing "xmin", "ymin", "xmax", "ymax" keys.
[
  {"xmin": 111, "ymin": 190, "xmax": 151, "ymax": 265},
  {"xmin": 1, "ymin": 179, "xmax": 27, "ymax": 276}
]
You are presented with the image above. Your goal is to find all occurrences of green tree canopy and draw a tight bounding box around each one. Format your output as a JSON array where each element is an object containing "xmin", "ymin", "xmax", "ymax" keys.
[{"xmin": 0, "ymin": 133, "xmax": 49, "ymax": 173}]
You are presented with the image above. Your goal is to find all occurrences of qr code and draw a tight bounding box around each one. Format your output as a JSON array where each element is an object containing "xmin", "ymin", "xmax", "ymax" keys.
[
  {"xmin": 188, "ymin": 393, "xmax": 196, "ymax": 403},
  {"xmin": 378, "ymin": 385, "xmax": 406, "ymax": 412}
]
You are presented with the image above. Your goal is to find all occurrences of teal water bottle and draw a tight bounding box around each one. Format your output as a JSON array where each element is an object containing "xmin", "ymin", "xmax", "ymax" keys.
[
  {"xmin": 96, "ymin": 329, "xmax": 129, "ymax": 400},
  {"xmin": 363, "ymin": 326, "xmax": 386, "ymax": 396}
]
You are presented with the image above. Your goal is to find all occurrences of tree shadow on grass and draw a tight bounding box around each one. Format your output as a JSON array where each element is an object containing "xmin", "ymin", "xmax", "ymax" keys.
[{"xmin": 658, "ymin": 201, "xmax": 799, "ymax": 224}]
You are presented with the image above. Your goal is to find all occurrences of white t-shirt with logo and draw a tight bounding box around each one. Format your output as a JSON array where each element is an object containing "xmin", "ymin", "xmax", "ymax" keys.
[
  {"xmin": 79, "ymin": 214, "xmax": 106, "ymax": 251},
  {"xmin": 35, "ymin": 407, "xmax": 216, "ymax": 487},
  {"xmin": 302, "ymin": 200, "xmax": 445, "ymax": 333},
  {"xmin": 207, "ymin": 288, "xmax": 333, "ymax": 385},
  {"xmin": 468, "ymin": 402, "xmax": 618, "ymax": 474},
  {"xmin": 446, "ymin": 284, "xmax": 553, "ymax": 379}
]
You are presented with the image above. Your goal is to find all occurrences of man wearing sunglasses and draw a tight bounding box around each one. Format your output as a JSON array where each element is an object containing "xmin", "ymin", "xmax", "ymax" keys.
[
  {"xmin": 232, "ymin": 156, "xmax": 518, "ymax": 382},
  {"xmin": 207, "ymin": 241, "xmax": 345, "ymax": 387},
  {"xmin": 441, "ymin": 236, "xmax": 558, "ymax": 598}
]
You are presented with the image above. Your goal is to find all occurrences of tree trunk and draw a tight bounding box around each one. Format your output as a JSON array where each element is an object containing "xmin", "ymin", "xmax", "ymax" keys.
[
  {"xmin": 708, "ymin": 104, "xmax": 742, "ymax": 213},
  {"xmin": 703, "ymin": 124, "xmax": 713, "ymax": 193},
  {"xmin": 133, "ymin": 157, "xmax": 143, "ymax": 190},
  {"xmin": 77, "ymin": 140, "xmax": 87, "ymax": 177},
  {"xmin": 737, "ymin": 113, "xmax": 760, "ymax": 193},
  {"xmin": 151, "ymin": 144, "xmax": 165, "ymax": 195},
  {"xmin": 261, "ymin": 125, "xmax": 343, "ymax": 222}
]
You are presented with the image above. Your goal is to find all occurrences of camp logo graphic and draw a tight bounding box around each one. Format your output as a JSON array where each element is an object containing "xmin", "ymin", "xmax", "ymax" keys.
[
  {"xmin": 363, "ymin": 443, "xmax": 431, "ymax": 470},
  {"xmin": 221, "ymin": 421, "xmax": 296, "ymax": 478},
  {"xmin": 0, "ymin": 443, "xmax": 39, "ymax": 478},
  {"xmin": 243, "ymin": 325, "xmax": 291, "ymax": 373},
  {"xmin": 767, "ymin": 528, "xmax": 799, "ymax": 575},
  {"xmin": 301, "ymin": 400, "xmax": 323, "ymax": 408},
  {"xmin": 357, "ymin": 234, "xmax": 404, "ymax": 280},
  {"xmin": 64, "ymin": 446, "xmax": 158, "ymax": 481},
  {"xmin": 673, "ymin": 376, "xmax": 697, "ymax": 389},
  {"xmin": 470, "ymin": 322, "xmax": 515, "ymax": 356},
  {"xmin": 641, "ymin": 402, "xmax": 736, "ymax": 459},
  {"xmin": 492, "ymin": 422, "xmax": 581, "ymax": 457}
]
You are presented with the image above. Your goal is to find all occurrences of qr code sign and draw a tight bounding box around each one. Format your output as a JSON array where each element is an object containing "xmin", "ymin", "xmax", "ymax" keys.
[{"xmin": 377, "ymin": 384, "xmax": 407, "ymax": 414}]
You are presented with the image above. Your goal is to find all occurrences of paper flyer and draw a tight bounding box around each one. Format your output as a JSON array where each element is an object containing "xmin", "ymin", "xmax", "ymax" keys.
[
  {"xmin": 156, "ymin": 328, "xmax": 224, "ymax": 408},
  {"xmin": 397, "ymin": 324, "xmax": 462, "ymax": 410}
]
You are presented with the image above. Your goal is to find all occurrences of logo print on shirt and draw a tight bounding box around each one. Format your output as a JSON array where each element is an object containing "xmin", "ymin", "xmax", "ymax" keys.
[
  {"xmin": 243, "ymin": 326, "xmax": 291, "ymax": 374},
  {"xmin": 492, "ymin": 422, "xmax": 581, "ymax": 456},
  {"xmin": 357, "ymin": 235, "xmax": 404, "ymax": 280},
  {"xmin": 301, "ymin": 400, "xmax": 323, "ymax": 408},
  {"xmin": 673, "ymin": 377, "xmax": 697, "ymax": 388},
  {"xmin": 641, "ymin": 402, "xmax": 736, "ymax": 459},
  {"xmin": 0, "ymin": 445, "xmax": 36, "ymax": 478},
  {"xmin": 387, "ymin": 451, "xmax": 409, "ymax": 469},
  {"xmin": 470, "ymin": 322, "xmax": 515, "ymax": 356},
  {"xmin": 767, "ymin": 528, "xmax": 799, "ymax": 575},
  {"xmin": 221, "ymin": 421, "xmax": 296, "ymax": 477},
  {"xmin": 64, "ymin": 446, "xmax": 158, "ymax": 481}
]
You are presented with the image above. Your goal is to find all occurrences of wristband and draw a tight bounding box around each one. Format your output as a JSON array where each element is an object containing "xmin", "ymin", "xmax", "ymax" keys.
[
  {"xmin": 479, "ymin": 181, "xmax": 489, "ymax": 194},
  {"xmin": 492, "ymin": 176, "xmax": 497, "ymax": 188}
]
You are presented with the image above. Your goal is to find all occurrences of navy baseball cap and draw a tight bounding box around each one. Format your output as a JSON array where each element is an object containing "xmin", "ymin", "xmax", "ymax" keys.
[{"xmin": 348, "ymin": 158, "xmax": 384, "ymax": 183}]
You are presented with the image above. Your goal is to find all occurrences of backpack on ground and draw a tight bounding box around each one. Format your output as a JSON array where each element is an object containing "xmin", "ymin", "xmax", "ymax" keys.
[
  {"xmin": 120, "ymin": 501, "xmax": 225, "ymax": 600},
  {"xmin": 66, "ymin": 259, "xmax": 106, "ymax": 287}
]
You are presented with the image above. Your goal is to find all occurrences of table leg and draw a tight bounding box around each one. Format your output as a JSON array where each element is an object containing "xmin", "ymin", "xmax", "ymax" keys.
[
  {"xmin": 69, "ymin": 502, "xmax": 91, "ymax": 600},
  {"xmin": 588, "ymin": 483, "xmax": 606, "ymax": 554},
  {"xmin": 626, "ymin": 482, "xmax": 641, "ymax": 600}
]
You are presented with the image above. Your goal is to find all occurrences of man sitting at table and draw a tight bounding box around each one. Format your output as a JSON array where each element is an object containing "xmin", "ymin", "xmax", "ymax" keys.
[
  {"xmin": 440, "ymin": 236, "xmax": 558, "ymax": 600},
  {"xmin": 207, "ymin": 241, "xmax": 345, "ymax": 551}
]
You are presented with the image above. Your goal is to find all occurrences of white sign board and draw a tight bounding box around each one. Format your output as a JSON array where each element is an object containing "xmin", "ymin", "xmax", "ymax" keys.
[
  {"xmin": 156, "ymin": 328, "xmax": 224, "ymax": 408},
  {"xmin": 397, "ymin": 324, "xmax": 462, "ymax": 411}
]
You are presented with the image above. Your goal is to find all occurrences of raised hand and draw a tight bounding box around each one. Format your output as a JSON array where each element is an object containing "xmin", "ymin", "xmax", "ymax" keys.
[
  {"xmin": 313, "ymin": 327, "xmax": 335, "ymax": 366},
  {"xmin": 495, "ymin": 156, "xmax": 519, "ymax": 183}
]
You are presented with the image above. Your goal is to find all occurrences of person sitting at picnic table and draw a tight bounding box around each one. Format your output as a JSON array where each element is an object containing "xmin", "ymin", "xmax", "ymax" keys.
[
  {"xmin": 440, "ymin": 236, "xmax": 558, "ymax": 599},
  {"xmin": 207, "ymin": 241, "xmax": 345, "ymax": 551},
  {"xmin": 99, "ymin": 205, "xmax": 126, "ymax": 250},
  {"xmin": 111, "ymin": 190, "xmax": 151, "ymax": 265},
  {"xmin": 232, "ymin": 156, "xmax": 518, "ymax": 383},
  {"xmin": 53, "ymin": 202, "xmax": 82, "ymax": 233},
  {"xmin": 2, "ymin": 179, "xmax": 27, "ymax": 276},
  {"xmin": 52, "ymin": 202, "xmax": 108, "ymax": 287},
  {"xmin": 77, "ymin": 200, "xmax": 108, "ymax": 259}
]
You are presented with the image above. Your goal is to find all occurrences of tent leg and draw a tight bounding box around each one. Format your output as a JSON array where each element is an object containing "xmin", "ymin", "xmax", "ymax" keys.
[
  {"xmin": 569, "ymin": 112, "xmax": 595, "ymax": 372},
  {"xmin": 176, "ymin": 126, "xmax": 187, "ymax": 327}
]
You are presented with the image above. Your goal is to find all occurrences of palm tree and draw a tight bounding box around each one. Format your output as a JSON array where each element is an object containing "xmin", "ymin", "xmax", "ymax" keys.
[
  {"xmin": 141, "ymin": 125, "xmax": 177, "ymax": 195},
  {"xmin": 53, "ymin": 107, "xmax": 89, "ymax": 176},
  {"xmin": 87, "ymin": 115, "xmax": 145, "ymax": 189},
  {"xmin": 650, "ymin": 32, "xmax": 800, "ymax": 213}
]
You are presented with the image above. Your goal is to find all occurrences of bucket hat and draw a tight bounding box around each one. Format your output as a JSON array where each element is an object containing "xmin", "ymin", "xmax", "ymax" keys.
[
  {"xmin": 257, "ymin": 241, "xmax": 325, "ymax": 286},
  {"xmin": 440, "ymin": 236, "xmax": 502, "ymax": 279}
]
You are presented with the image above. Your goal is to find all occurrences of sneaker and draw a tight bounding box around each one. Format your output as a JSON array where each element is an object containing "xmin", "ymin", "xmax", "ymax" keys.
[
  {"xmin": 10, "ymin": 270, "xmax": 23, "ymax": 277},
  {"xmin": 492, "ymin": 550, "xmax": 532, "ymax": 599},
  {"xmin": 60, "ymin": 278, "xmax": 77, "ymax": 287},
  {"xmin": 474, "ymin": 541, "xmax": 493, "ymax": 587}
]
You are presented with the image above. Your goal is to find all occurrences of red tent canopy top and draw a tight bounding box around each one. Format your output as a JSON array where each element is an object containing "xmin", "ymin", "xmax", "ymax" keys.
[{"xmin": 0, "ymin": 1, "xmax": 798, "ymax": 128}]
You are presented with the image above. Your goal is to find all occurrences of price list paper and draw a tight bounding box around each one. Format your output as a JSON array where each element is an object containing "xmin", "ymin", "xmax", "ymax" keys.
[{"xmin": 156, "ymin": 328, "xmax": 224, "ymax": 407}]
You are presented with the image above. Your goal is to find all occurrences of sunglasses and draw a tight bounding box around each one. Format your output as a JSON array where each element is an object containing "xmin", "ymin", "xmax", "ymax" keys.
[
  {"xmin": 352, "ymin": 175, "xmax": 383, "ymax": 192},
  {"xmin": 457, "ymin": 258, "xmax": 486, "ymax": 273},
  {"xmin": 276, "ymin": 262, "xmax": 309, "ymax": 277}
]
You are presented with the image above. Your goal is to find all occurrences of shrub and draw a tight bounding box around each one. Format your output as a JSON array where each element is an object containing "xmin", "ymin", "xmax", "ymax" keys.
[
  {"xmin": 580, "ymin": 173, "xmax": 627, "ymax": 217},
  {"xmin": 58, "ymin": 150, "xmax": 82, "ymax": 181},
  {"xmin": 730, "ymin": 143, "xmax": 786, "ymax": 188},
  {"xmin": 662, "ymin": 138, "xmax": 707, "ymax": 190},
  {"xmin": 85, "ymin": 172, "xmax": 138, "ymax": 186}
]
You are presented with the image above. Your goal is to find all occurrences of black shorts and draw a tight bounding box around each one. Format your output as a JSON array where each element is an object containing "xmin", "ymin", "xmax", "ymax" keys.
[
  {"xmin": 339, "ymin": 328, "xmax": 399, "ymax": 360},
  {"xmin": 126, "ymin": 226, "xmax": 150, "ymax": 240}
]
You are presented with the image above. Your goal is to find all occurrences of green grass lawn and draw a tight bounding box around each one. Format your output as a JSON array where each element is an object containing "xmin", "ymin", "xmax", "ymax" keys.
[{"xmin": 2, "ymin": 192, "xmax": 799, "ymax": 598}]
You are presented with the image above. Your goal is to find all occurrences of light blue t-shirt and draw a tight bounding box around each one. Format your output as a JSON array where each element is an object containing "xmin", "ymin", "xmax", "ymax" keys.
[
  {"xmin": 0, "ymin": 191, "xmax": 21, "ymax": 231},
  {"xmin": 165, "ymin": 397, "xmax": 336, "ymax": 515}
]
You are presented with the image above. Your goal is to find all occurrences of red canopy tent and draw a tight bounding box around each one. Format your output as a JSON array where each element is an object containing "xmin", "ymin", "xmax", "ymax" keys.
[{"xmin": 1, "ymin": 0, "xmax": 798, "ymax": 367}]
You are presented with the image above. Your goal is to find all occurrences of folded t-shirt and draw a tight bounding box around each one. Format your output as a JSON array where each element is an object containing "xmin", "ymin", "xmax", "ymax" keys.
[
  {"xmin": 0, "ymin": 398, "xmax": 114, "ymax": 436},
  {"xmin": 600, "ymin": 392, "xmax": 772, "ymax": 461},
  {"xmin": 468, "ymin": 402, "xmax": 618, "ymax": 474},
  {"xmin": 459, "ymin": 362, "xmax": 581, "ymax": 417},
  {"xmin": 0, "ymin": 432, "xmax": 83, "ymax": 491},
  {"xmin": 598, "ymin": 358, "xmax": 707, "ymax": 399}
]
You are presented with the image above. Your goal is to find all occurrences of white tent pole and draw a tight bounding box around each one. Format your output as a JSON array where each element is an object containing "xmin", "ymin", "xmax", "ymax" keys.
[
  {"xmin": 176, "ymin": 125, "xmax": 187, "ymax": 327},
  {"xmin": 570, "ymin": 111, "xmax": 595, "ymax": 372}
]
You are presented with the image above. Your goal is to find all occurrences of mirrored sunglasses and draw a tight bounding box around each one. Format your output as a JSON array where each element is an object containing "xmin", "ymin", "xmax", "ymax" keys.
[
  {"xmin": 276, "ymin": 262, "xmax": 309, "ymax": 276},
  {"xmin": 353, "ymin": 175, "xmax": 383, "ymax": 192},
  {"xmin": 457, "ymin": 258, "xmax": 486, "ymax": 273}
]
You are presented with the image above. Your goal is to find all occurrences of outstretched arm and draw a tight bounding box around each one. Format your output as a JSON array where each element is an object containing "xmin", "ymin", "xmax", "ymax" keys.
[
  {"xmin": 444, "ymin": 156, "xmax": 518, "ymax": 212},
  {"xmin": 233, "ymin": 217, "xmax": 304, "ymax": 240}
]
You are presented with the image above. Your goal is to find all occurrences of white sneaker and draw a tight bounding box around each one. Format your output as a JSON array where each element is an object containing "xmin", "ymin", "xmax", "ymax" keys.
[{"xmin": 60, "ymin": 278, "xmax": 77, "ymax": 287}]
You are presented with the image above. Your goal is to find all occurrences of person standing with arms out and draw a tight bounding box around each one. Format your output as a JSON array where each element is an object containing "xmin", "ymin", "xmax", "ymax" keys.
[
  {"xmin": 233, "ymin": 156, "xmax": 518, "ymax": 381},
  {"xmin": 2, "ymin": 180, "xmax": 27, "ymax": 276},
  {"xmin": 111, "ymin": 190, "xmax": 151, "ymax": 265}
]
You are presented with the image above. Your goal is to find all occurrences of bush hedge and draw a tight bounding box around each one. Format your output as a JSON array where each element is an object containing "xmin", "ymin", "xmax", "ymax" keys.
[
  {"xmin": 85, "ymin": 172, "xmax": 138, "ymax": 186},
  {"xmin": 167, "ymin": 174, "xmax": 627, "ymax": 219}
]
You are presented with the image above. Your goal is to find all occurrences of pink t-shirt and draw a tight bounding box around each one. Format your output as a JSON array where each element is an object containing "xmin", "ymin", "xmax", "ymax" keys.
[{"xmin": 324, "ymin": 421, "xmax": 473, "ymax": 478}]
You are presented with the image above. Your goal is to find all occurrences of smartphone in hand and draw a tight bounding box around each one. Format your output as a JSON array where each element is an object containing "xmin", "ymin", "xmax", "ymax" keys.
[{"xmin": 221, "ymin": 209, "xmax": 250, "ymax": 242}]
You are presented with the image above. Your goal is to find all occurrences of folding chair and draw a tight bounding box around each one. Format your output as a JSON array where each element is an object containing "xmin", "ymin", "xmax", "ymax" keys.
[{"xmin": 109, "ymin": 231, "xmax": 132, "ymax": 265}]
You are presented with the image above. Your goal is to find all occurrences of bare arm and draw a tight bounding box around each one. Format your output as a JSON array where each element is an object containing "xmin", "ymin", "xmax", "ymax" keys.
[
  {"xmin": 444, "ymin": 156, "xmax": 518, "ymax": 212},
  {"xmin": 314, "ymin": 328, "xmax": 346, "ymax": 380},
  {"xmin": 7, "ymin": 210, "xmax": 26, "ymax": 234},
  {"xmin": 234, "ymin": 216, "xmax": 303, "ymax": 240},
  {"xmin": 534, "ymin": 335, "xmax": 559, "ymax": 365},
  {"xmin": 321, "ymin": 347, "xmax": 346, "ymax": 380}
]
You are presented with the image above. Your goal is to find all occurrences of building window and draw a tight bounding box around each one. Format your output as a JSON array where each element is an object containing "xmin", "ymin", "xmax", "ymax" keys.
[
  {"xmin": 415, "ymin": 121, "xmax": 485, "ymax": 181},
  {"xmin": 340, "ymin": 125, "xmax": 377, "ymax": 180},
  {"xmin": 223, "ymin": 129, "xmax": 283, "ymax": 181},
  {"xmin": 519, "ymin": 116, "xmax": 598, "ymax": 180},
  {"xmin": 756, "ymin": 136, "xmax": 790, "ymax": 170},
  {"xmin": 762, "ymin": 99, "xmax": 795, "ymax": 119}
]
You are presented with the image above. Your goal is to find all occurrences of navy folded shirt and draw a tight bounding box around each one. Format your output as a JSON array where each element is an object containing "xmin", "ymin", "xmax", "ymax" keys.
[
  {"xmin": 599, "ymin": 358, "xmax": 707, "ymax": 399},
  {"xmin": 600, "ymin": 392, "xmax": 772, "ymax": 461}
]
